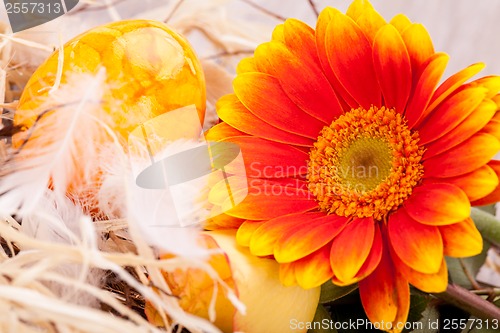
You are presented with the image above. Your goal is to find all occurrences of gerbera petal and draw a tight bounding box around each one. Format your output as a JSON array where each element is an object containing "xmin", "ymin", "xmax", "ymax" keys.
[
  {"xmin": 275, "ymin": 214, "xmax": 348, "ymax": 263},
  {"xmin": 440, "ymin": 217, "xmax": 483, "ymax": 257},
  {"xmin": 390, "ymin": 13, "xmax": 412, "ymax": 33},
  {"xmin": 359, "ymin": 248, "xmax": 409, "ymax": 328},
  {"xmin": 233, "ymin": 73, "xmax": 325, "ymax": 139},
  {"xmin": 256, "ymin": 40, "xmax": 342, "ymax": 123},
  {"xmin": 403, "ymin": 182, "xmax": 470, "ymax": 225},
  {"xmin": 332, "ymin": 223, "xmax": 383, "ymax": 286},
  {"xmin": 424, "ymin": 99, "xmax": 497, "ymax": 158},
  {"xmin": 373, "ymin": 24, "xmax": 412, "ymax": 113},
  {"xmin": 401, "ymin": 24, "xmax": 435, "ymax": 78},
  {"xmin": 346, "ymin": 0, "xmax": 375, "ymax": 21},
  {"xmin": 481, "ymin": 119, "xmax": 500, "ymax": 140},
  {"xmin": 325, "ymin": 11, "xmax": 381, "ymax": 109},
  {"xmin": 388, "ymin": 209, "xmax": 443, "ymax": 274},
  {"xmin": 431, "ymin": 165, "xmax": 499, "ymax": 202},
  {"xmin": 330, "ymin": 217, "xmax": 375, "ymax": 284},
  {"xmin": 423, "ymin": 133, "xmax": 500, "ymax": 178},
  {"xmin": 217, "ymin": 94, "xmax": 314, "ymax": 147},
  {"xmin": 472, "ymin": 76, "xmax": 500, "ymax": 98},
  {"xmin": 426, "ymin": 62, "xmax": 485, "ymax": 116},
  {"xmin": 249, "ymin": 213, "xmax": 323, "ymax": 256},
  {"xmin": 316, "ymin": 7, "xmax": 358, "ymax": 109},
  {"xmin": 294, "ymin": 244, "xmax": 334, "ymax": 289},
  {"xmin": 279, "ymin": 263, "xmax": 296, "ymax": 287},
  {"xmin": 391, "ymin": 247, "xmax": 448, "ymax": 293},
  {"xmin": 220, "ymin": 136, "xmax": 308, "ymax": 178},
  {"xmin": 271, "ymin": 23, "xmax": 285, "ymax": 42},
  {"xmin": 236, "ymin": 57, "xmax": 258, "ymax": 74},
  {"xmin": 417, "ymin": 87, "xmax": 488, "ymax": 144},
  {"xmin": 224, "ymin": 185, "xmax": 317, "ymax": 221},
  {"xmin": 405, "ymin": 53, "xmax": 449, "ymax": 128},
  {"xmin": 236, "ymin": 221, "xmax": 266, "ymax": 247},
  {"xmin": 209, "ymin": 176, "xmax": 248, "ymax": 206},
  {"xmin": 355, "ymin": 6, "xmax": 387, "ymax": 43},
  {"xmin": 205, "ymin": 208, "xmax": 245, "ymax": 230},
  {"xmin": 204, "ymin": 123, "xmax": 246, "ymax": 142},
  {"xmin": 471, "ymin": 160, "xmax": 500, "ymax": 206}
]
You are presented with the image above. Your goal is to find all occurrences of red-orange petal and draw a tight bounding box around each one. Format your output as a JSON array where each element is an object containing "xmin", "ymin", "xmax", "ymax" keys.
[
  {"xmin": 294, "ymin": 244, "xmax": 334, "ymax": 289},
  {"xmin": 330, "ymin": 217, "xmax": 375, "ymax": 284},
  {"xmin": 359, "ymin": 247, "xmax": 410, "ymax": 327},
  {"xmin": 256, "ymin": 40, "xmax": 342, "ymax": 123},
  {"xmin": 316, "ymin": 7, "xmax": 358, "ymax": 109},
  {"xmin": 417, "ymin": 87, "xmax": 488, "ymax": 145},
  {"xmin": 405, "ymin": 53, "xmax": 449, "ymax": 128},
  {"xmin": 431, "ymin": 165, "xmax": 499, "ymax": 202},
  {"xmin": 233, "ymin": 73, "xmax": 325, "ymax": 139},
  {"xmin": 223, "ymin": 185, "xmax": 316, "ymax": 221},
  {"xmin": 325, "ymin": 11, "xmax": 381, "ymax": 109},
  {"xmin": 390, "ymin": 14, "xmax": 412, "ymax": 33},
  {"xmin": 401, "ymin": 24, "xmax": 435, "ymax": 78},
  {"xmin": 440, "ymin": 217, "xmax": 483, "ymax": 257},
  {"xmin": 220, "ymin": 136, "xmax": 308, "ymax": 178},
  {"xmin": 373, "ymin": 24, "xmax": 412, "ymax": 113},
  {"xmin": 391, "ymin": 246, "xmax": 448, "ymax": 293},
  {"xmin": 346, "ymin": 0, "xmax": 375, "ymax": 21},
  {"xmin": 332, "ymin": 223, "xmax": 383, "ymax": 286},
  {"xmin": 236, "ymin": 220, "xmax": 266, "ymax": 247},
  {"xmin": 388, "ymin": 209, "xmax": 443, "ymax": 274},
  {"xmin": 403, "ymin": 182, "xmax": 470, "ymax": 225},
  {"xmin": 481, "ymin": 119, "xmax": 500, "ymax": 140},
  {"xmin": 425, "ymin": 62, "xmax": 485, "ymax": 117},
  {"xmin": 236, "ymin": 57, "xmax": 258, "ymax": 74},
  {"xmin": 423, "ymin": 133, "xmax": 500, "ymax": 178},
  {"xmin": 217, "ymin": 94, "xmax": 313, "ymax": 147},
  {"xmin": 275, "ymin": 214, "xmax": 348, "ymax": 263},
  {"xmin": 424, "ymin": 99, "xmax": 497, "ymax": 158},
  {"xmin": 249, "ymin": 212, "xmax": 323, "ymax": 256},
  {"xmin": 472, "ymin": 160, "xmax": 500, "ymax": 206},
  {"xmin": 204, "ymin": 123, "xmax": 246, "ymax": 142},
  {"xmin": 205, "ymin": 209, "xmax": 245, "ymax": 230},
  {"xmin": 354, "ymin": 6, "xmax": 387, "ymax": 43},
  {"xmin": 279, "ymin": 262, "xmax": 297, "ymax": 287}
]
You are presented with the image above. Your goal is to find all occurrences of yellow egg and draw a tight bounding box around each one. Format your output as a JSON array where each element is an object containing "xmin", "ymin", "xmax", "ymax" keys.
[{"xmin": 15, "ymin": 19, "xmax": 206, "ymax": 139}]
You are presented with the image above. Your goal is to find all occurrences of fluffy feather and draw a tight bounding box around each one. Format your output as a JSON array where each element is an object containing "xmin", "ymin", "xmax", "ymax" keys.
[
  {"xmin": 0, "ymin": 69, "xmax": 114, "ymax": 216},
  {"xmin": 97, "ymin": 139, "xmax": 210, "ymax": 258},
  {"xmin": 21, "ymin": 190, "xmax": 104, "ymax": 307}
]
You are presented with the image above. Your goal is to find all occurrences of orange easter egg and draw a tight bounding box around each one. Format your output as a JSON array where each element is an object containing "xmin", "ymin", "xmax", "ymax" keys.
[
  {"xmin": 12, "ymin": 20, "xmax": 206, "ymax": 215},
  {"xmin": 15, "ymin": 19, "xmax": 206, "ymax": 139}
]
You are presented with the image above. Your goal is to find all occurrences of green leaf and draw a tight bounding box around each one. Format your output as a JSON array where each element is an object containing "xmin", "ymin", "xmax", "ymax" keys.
[
  {"xmin": 404, "ymin": 294, "xmax": 430, "ymax": 332},
  {"xmin": 319, "ymin": 281, "xmax": 358, "ymax": 304},
  {"xmin": 475, "ymin": 204, "xmax": 496, "ymax": 215},
  {"xmin": 308, "ymin": 304, "xmax": 338, "ymax": 333},
  {"xmin": 471, "ymin": 207, "xmax": 500, "ymax": 247},
  {"xmin": 446, "ymin": 250, "xmax": 489, "ymax": 289}
]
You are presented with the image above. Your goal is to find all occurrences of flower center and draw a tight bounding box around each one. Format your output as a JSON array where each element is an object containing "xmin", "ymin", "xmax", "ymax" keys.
[{"xmin": 307, "ymin": 106, "xmax": 425, "ymax": 220}]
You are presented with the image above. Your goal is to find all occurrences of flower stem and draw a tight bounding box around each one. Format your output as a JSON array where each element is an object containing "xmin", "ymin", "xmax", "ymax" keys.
[{"xmin": 434, "ymin": 283, "xmax": 500, "ymax": 320}]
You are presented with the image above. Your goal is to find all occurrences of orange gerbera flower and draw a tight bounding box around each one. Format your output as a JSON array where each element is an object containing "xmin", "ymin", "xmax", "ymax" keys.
[{"xmin": 206, "ymin": 0, "xmax": 500, "ymax": 331}]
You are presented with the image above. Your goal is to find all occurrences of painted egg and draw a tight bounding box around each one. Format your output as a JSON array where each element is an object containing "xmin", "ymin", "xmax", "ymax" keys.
[{"xmin": 15, "ymin": 19, "xmax": 206, "ymax": 140}]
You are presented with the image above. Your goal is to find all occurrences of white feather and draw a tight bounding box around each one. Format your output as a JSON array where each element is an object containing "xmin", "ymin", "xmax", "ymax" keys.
[
  {"xmin": 21, "ymin": 191, "xmax": 104, "ymax": 307},
  {"xmin": 96, "ymin": 139, "xmax": 210, "ymax": 258},
  {"xmin": 0, "ymin": 69, "xmax": 111, "ymax": 216}
]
